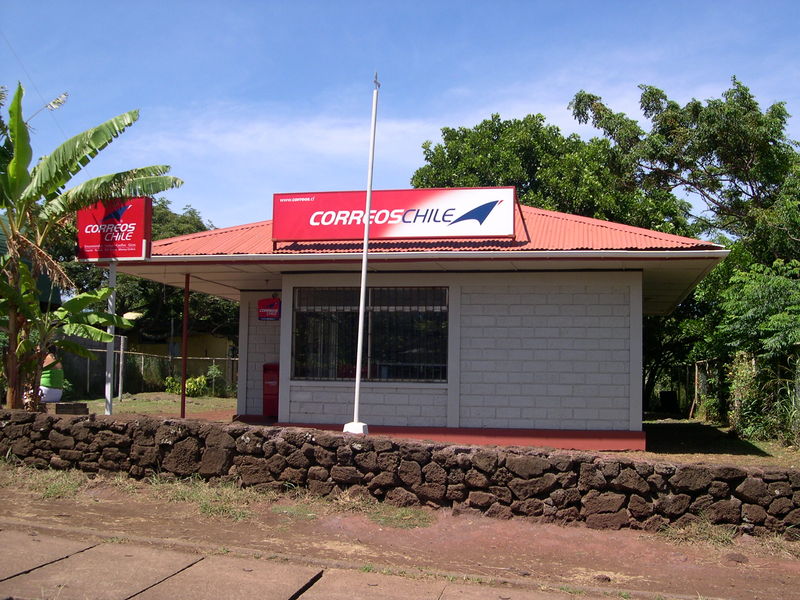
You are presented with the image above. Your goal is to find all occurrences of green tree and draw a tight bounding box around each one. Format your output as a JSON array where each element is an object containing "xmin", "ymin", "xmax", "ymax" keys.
[
  {"xmin": 411, "ymin": 113, "xmax": 696, "ymax": 234},
  {"xmin": 0, "ymin": 83, "xmax": 182, "ymax": 408},
  {"xmin": 720, "ymin": 260, "xmax": 800, "ymax": 358},
  {"xmin": 719, "ymin": 260, "xmax": 800, "ymax": 443},
  {"xmin": 569, "ymin": 77, "xmax": 799, "ymax": 261}
]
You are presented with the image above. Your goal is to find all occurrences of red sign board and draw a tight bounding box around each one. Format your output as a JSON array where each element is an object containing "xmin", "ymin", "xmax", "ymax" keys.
[
  {"xmin": 258, "ymin": 298, "xmax": 281, "ymax": 320},
  {"xmin": 272, "ymin": 187, "xmax": 515, "ymax": 242},
  {"xmin": 76, "ymin": 197, "xmax": 152, "ymax": 261}
]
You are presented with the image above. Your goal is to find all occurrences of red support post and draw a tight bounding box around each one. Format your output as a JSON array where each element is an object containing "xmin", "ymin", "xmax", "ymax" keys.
[{"xmin": 180, "ymin": 273, "xmax": 190, "ymax": 419}]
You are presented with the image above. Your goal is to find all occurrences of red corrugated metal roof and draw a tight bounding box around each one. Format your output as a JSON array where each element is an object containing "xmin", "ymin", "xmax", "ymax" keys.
[
  {"xmin": 152, "ymin": 220, "xmax": 275, "ymax": 256},
  {"xmin": 151, "ymin": 205, "xmax": 721, "ymax": 256}
]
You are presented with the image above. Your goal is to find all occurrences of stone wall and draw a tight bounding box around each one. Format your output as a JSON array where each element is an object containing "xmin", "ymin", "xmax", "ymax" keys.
[{"xmin": 1, "ymin": 410, "xmax": 798, "ymax": 536}]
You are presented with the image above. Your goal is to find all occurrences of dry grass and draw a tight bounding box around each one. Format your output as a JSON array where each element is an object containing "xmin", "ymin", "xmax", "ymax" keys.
[
  {"xmin": 271, "ymin": 488, "xmax": 435, "ymax": 529},
  {"xmin": 657, "ymin": 515, "xmax": 800, "ymax": 559},
  {"xmin": 0, "ymin": 456, "xmax": 434, "ymax": 529},
  {"xmin": 145, "ymin": 474, "xmax": 273, "ymax": 522},
  {"xmin": 0, "ymin": 457, "xmax": 89, "ymax": 500},
  {"xmin": 624, "ymin": 420, "xmax": 800, "ymax": 469},
  {"xmin": 657, "ymin": 516, "xmax": 739, "ymax": 548},
  {"xmin": 751, "ymin": 530, "xmax": 800, "ymax": 559}
]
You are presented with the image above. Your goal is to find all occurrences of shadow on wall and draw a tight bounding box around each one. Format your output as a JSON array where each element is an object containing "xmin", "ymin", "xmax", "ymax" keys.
[{"xmin": 644, "ymin": 421, "xmax": 769, "ymax": 456}]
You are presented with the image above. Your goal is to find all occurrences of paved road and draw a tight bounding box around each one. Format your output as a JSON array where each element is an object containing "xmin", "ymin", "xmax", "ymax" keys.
[{"xmin": 0, "ymin": 529, "xmax": 583, "ymax": 600}]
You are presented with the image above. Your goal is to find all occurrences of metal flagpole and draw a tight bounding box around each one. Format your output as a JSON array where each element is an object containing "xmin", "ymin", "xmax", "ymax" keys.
[
  {"xmin": 104, "ymin": 262, "xmax": 117, "ymax": 415},
  {"xmin": 344, "ymin": 73, "xmax": 380, "ymax": 435}
]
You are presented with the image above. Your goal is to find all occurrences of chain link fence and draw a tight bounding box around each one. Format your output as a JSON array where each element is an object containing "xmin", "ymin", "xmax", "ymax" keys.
[{"xmin": 61, "ymin": 337, "xmax": 238, "ymax": 399}]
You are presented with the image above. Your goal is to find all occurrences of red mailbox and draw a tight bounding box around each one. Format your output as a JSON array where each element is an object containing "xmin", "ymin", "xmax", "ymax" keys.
[{"xmin": 263, "ymin": 363, "xmax": 279, "ymax": 419}]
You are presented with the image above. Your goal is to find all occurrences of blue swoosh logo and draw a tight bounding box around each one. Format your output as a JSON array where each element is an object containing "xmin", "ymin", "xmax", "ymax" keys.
[
  {"xmin": 102, "ymin": 204, "xmax": 132, "ymax": 222},
  {"xmin": 449, "ymin": 200, "xmax": 501, "ymax": 226}
]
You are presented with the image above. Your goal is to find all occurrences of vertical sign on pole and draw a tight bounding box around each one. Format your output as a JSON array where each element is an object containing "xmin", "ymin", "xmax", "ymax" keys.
[
  {"xmin": 76, "ymin": 197, "xmax": 153, "ymax": 416},
  {"xmin": 345, "ymin": 73, "xmax": 380, "ymax": 435}
]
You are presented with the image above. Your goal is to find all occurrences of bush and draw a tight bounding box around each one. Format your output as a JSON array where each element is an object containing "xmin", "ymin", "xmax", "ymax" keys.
[
  {"xmin": 729, "ymin": 352, "xmax": 761, "ymax": 436},
  {"xmin": 699, "ymin": 394, "xmax": 724, "ymax": 425},
  {"xmin": 728, "ymin": 352, "xmax": 800, "ymax": 445},
  {"xmin": 186, "ymin": 376, "xmax": 208, "ymax": 397},
  {"xmin": 141, "ymin": 355, "xmax": 169, "ymax": 392},
  {"xmin": 164, "ymin": 375, "xmax": 208, "ymax": 397},
  {"xmin": 164, "ymin": 376, "xmax": 180, "ymax": 395},
  {"xmin": 61, "ymin": 377, "xmax": 75, "ymax": 402},
  {"xmin": 206, "ymin": 363, "xmax": 225, "ymax": 397}
]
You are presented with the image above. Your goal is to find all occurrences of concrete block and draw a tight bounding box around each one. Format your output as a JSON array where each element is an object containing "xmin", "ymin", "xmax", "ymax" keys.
[
  {"xmin": 396, "ymin": 405, "xmax": 421, "ymax": 417},
  {"xmin": 496, "ymin": 407, "xmax": 522, "ymax": 419}
]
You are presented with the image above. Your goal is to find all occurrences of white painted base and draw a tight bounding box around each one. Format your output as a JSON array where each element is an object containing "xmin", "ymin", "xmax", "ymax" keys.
[{"xmin": 343, "ymin": 422, "xmax": 369, "ymax": 435}]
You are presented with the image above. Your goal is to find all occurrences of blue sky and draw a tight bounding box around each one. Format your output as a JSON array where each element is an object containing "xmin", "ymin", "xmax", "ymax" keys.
[{"xmin": 3, "ymin": 1, "xmax": 799, "ymax": 228}]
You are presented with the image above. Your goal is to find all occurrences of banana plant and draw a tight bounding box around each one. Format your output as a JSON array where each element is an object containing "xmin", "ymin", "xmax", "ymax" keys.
[
  {"xmin": 0, "ymin": 82, "xmax": 182, "ymax": 408},
  {"xmin": 0, "ymin": 257, "xmax": 133, "ymax": 402}
]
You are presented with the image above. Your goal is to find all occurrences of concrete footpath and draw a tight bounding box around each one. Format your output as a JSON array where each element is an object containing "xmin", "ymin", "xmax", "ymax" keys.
[{"xmin": 0, "ymin": 528, "xmax": 582, "ymax": 600}]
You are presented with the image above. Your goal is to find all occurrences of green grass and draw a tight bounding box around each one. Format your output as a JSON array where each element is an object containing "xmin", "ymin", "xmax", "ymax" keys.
[
  {"xmin": 82, "ymin": 392, "xmax": 234, "ymax": 417},
  {"xmin": 367, "ymin": 504, "xmax": 434, "ymax": 529},
  {"xmin": 558, "ymin": 585, "xmax": 585, "ymax": 595}
]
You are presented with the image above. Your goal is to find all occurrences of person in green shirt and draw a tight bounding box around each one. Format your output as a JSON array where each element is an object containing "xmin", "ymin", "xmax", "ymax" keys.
[{"xmin": 39, "ymin": 346, "xmax": 64, "ymax": 403}]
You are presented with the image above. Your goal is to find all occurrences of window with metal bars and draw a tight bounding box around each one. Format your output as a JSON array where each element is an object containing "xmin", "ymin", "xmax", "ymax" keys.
[{"xmin": 292, "ymin": 287, "xmax": 448, "ymax": 382}]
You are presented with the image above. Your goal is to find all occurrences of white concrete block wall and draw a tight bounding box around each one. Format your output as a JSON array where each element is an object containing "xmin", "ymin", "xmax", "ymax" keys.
[
  {"xmin": 268, "ymin": 271, "xmax": 641, "ymax": 431},
  {"xmin": 239, "ymin": 292, "xmax": 281, "ymax": 415},
  {"xmin": 288, "ymin": 383, "xmax": 448, "ymax": 426},
  {"xmin": 459, "ymin": 274, "xmax": 633, "ymax": 430}
]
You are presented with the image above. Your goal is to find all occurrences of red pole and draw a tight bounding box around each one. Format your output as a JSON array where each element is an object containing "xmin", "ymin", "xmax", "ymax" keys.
[{"xmin": 180, "ymin": 273, "xmax": 190, "ymax": 419}]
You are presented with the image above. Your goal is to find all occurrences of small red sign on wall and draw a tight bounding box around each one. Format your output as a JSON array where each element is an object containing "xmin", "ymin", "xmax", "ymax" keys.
[
  {"xmin": 258, "ymin": 298, "xmax": 281, "ymax": 320},
  {"xmin": 76, "ymin": 197, "xmax": 152, "ymax": 261}
]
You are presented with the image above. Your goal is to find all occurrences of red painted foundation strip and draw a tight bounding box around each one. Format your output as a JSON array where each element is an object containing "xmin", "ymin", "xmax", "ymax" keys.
[{"xmin": 234, "ymin": 417, "xmax": 645, "ymax": 451}]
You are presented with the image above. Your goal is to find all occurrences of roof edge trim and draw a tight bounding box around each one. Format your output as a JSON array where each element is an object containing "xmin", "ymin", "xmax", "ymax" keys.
[{"xmin": 123, "ymin": 248, "xmax": 730, "ymax": 265}]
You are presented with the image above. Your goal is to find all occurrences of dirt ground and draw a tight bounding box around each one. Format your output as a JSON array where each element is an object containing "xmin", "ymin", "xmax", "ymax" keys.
[{"xmin": 1, "ymin": 474, "xmax": 799, "ymax": 600}]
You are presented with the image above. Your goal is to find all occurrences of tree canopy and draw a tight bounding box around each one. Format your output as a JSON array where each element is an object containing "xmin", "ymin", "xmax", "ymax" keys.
[
  {"xmin": 118, "ymin": 199, "xmax": 238, "ymax": 342},
  {"xmin": 569, "ymin": 78, "xmax": 800, "ymax": 262},
  {"xmin": 411, "ymin": 113, "xmax": 697, "ymax": 235}
]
